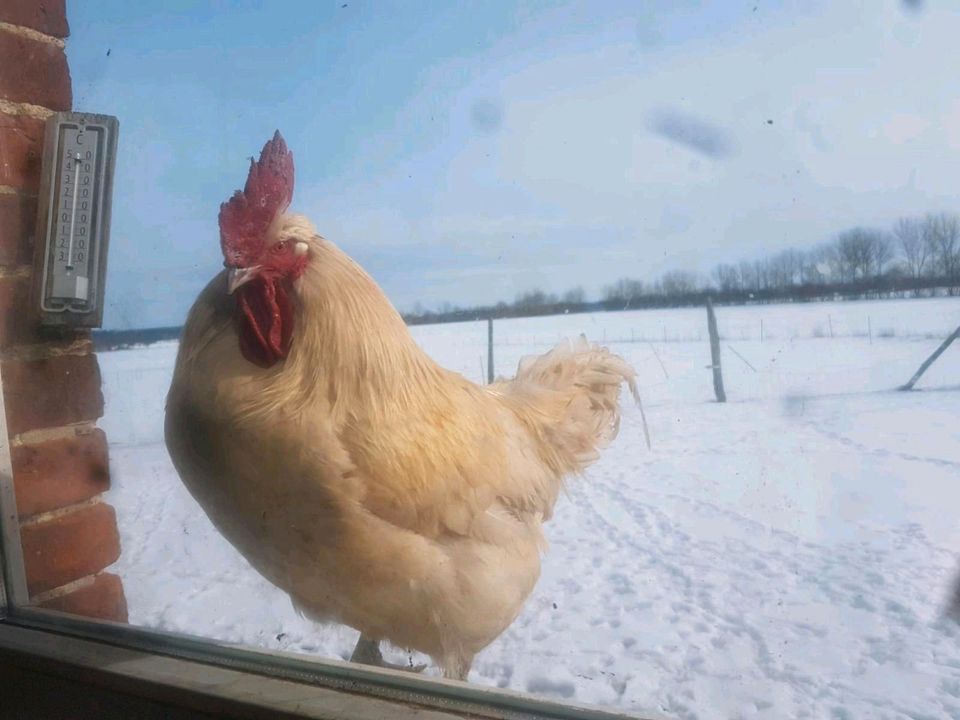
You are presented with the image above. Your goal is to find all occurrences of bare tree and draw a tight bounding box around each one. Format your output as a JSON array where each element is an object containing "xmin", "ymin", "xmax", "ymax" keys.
[
  {"xmin": 767, "ymin": 249, "xmax": 802, "ymax": 290},
  {"xmin": 603, "ymin": 278, "xmax": 645, "ymax": 306},
  {"xmin": 894, "ymin": 217, "xmax": 929, "ymax": 280},
  {"xmin": 766, "ymin": 254, "xmax": 788, "ymax": 290},
  {"xmin": 659, "ymin": 270, "xmax": 700, "ymax": 296},
  {"xmin": 800, "ymin": 246, "xmax": 830, "ymax": 285},
  {"xmin": 514, "ymin": 289, "xmax": 556, "ymax": 310},
  {"xmin": 870, "ymin": 232, "xmax": 894, "ymax": 279},
  {"xmin": 835, "ymin": 231, "xmax": 860, "ymax": 282},
  {"xmin": 562, "ymin": 286, "xmax": 586, "ymax": 305},
  {"xmin": 925, "ymin": 212, "xmax": 960, "ymax": 290},
  {"xmin": 752, "ymin": 259, "xmax": 769, "ymax": 291},
  {"xmin": 835, "ymin": 228, "xmax": 886, "ymax": 281},
  {"xmin": 712, "ymin": 263, "xmax": 741, "ymax": 292},
  {"xmin": 738, "ymin": 260, "xmax": 756, "ymax": 292},
  {"xmin": 786, "ymin": 249, "xmax": 803, "ymax": 285}
]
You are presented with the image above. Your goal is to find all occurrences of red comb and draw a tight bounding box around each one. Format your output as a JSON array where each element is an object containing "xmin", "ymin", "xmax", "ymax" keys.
[{"xmin": 219, "ymin": 130, "xmax": 294, "ymax": 267}]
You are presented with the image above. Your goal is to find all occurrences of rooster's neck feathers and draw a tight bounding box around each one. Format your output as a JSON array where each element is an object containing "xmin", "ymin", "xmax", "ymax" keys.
[{"xmin": 233, "ymin": 218, "xmax": 444, "ymax": 422}]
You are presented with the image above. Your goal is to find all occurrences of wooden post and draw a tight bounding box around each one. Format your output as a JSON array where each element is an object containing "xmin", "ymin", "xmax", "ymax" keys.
[
  {"xmin": 946, "ymin": 564, "xmax": 960, "ymax": 624},
  {"xmin": 706, "ymin": 298, "xmax": 726, "ymax": 402},
  {"xmin": 828, "ymin": 314, "xmax": 834, "ymax": 338},
  {"xmin": 868, "ymin": 316, "xmax": 872, "ymax": 344},
  {"xmin": 900, "ymin": 325, "xmax": 960, "ymax": 390},
  {"xmin": 760, "ymin": 319, "xmax": 764, "ymax": 343},
  {"xmin": 487, "ymin": 318, "xmax": 494, "ymax": 384}
]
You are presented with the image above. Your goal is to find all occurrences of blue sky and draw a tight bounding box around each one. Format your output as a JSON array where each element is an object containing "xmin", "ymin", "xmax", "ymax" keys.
[{"xmin": 66, "ymin": 1, "xmax": 959, "ymax": 329}]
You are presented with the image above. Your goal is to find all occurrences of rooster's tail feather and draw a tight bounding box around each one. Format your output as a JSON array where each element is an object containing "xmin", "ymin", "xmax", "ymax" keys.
[{"xmin": 496, "ymin": 335, "xmax": 646, "ymax": 478}]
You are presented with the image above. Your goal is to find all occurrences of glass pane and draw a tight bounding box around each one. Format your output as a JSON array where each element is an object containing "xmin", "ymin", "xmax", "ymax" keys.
[{"xmin": 12, "ymin": 2, "xmax": 960, "ymax": 718}]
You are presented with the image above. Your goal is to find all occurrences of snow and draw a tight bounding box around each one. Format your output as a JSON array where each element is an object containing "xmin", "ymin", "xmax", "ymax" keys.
[{"xmin": 99, "ymin": 297, "xmax": 960, "ymax": 719}]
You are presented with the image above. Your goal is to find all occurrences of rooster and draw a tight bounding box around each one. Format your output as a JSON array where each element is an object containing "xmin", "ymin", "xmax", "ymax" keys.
[{"xmin": 165, "ymin": 131, "xmax": 642, "ymax": 680}]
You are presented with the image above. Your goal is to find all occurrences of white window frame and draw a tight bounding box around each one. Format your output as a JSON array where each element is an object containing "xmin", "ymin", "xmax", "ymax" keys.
[{"xmin": 0, "ymin": 369, "xmax": 656, "ymax": 720}]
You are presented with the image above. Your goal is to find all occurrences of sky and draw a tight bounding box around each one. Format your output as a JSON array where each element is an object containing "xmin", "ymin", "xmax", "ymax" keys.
[{"xmin": 65, "ymin": 0, "xmax": 960, "ymax": 329}]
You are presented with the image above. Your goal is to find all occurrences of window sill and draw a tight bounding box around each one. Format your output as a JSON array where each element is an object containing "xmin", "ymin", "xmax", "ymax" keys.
[
  {"xmin": 0, "ymin": 612, "xmax": 656, "ymax": 720},
  {"xmin": 0, "ymin": 621, "xmax": 450, "ymax": 719}
]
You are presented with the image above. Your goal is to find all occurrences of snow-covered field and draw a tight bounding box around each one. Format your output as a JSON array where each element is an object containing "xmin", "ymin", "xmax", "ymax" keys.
[{"xmin": 99, "ymin": 297, "xmax": 960, "ymax": 719}]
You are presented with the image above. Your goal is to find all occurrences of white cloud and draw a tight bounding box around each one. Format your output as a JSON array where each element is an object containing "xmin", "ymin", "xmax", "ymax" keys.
[{"xmin": 881, "ymin": 114, "xmax": 930, "ymax": 145}]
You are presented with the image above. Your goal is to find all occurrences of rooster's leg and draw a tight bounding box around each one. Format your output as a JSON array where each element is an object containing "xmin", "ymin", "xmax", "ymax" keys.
[
  {"xmin": 349, "ymin": 635, "xmax": 383, "ymax": 665},
  {"xmin": 349, "ymin": 634, "xmax": 426, "ymax": 673},
  {"xmin": 442, "ymin": 654, "xmax": 474, "ymax": 682}
]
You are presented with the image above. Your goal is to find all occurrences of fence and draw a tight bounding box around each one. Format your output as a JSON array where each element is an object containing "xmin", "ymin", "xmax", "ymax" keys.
[{"xmin": 408, "ymin": 299, "xmax": 960, "ymax": 407}]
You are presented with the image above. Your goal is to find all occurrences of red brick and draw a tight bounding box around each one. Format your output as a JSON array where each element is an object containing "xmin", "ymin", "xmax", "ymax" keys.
[
  {"xmin": 2, "ymin": 353, "xmax": 104, "ymax": 435},
  {"xmin": 0, "ymin": 27, "xmax": 71, "ymax": 110},
  {"xmin": 0, "ymin": 0, "xmax": 69, "ymax": 39},
  {"xmin": 20, "ymin": 502, "xmax": 121, "ymax": 595},
  {"xmin": 36, "ymin": 572, "xmax": 127, "ymax": 622},
  {"xmin": 0, "ymin": 274, "xmax": 35, "ymax": 348},
  {"xmin": 0, "ymin": 112, "xmax": 45, "ymax": 190},
  {"xmin": 12, "ymin": 428, "xmax": 110, "ymax": 517},
  {"xmin": 0, "ymin": 191, "xmax": 37, "ymax": 265}
]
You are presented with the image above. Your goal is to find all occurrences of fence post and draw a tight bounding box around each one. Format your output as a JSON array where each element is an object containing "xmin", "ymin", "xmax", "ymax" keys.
[
  {"xmin": 900, "ymin": 325, "xmax": 960, "ymax": 390},
  {"xmin": 828, "ymin": 314, "xmax": 834, "ymax": 338},
  {"xmin": 868, "ymin": 316, "xmax": 872, "ymax": 344},
  {"xmin": 487, "ymin": 317, "xmax": 494, "ymax": 384},
  {"xmin": 706, "ymin": 297, "xmax": 726, "ymax": 403}
]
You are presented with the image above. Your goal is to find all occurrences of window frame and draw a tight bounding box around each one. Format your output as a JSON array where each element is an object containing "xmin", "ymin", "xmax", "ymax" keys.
[{"xmin": 0, "ymin": 370, "xmax": 652, "ymax": 720}]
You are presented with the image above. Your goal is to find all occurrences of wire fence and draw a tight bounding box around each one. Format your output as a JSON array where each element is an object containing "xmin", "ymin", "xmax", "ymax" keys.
[{"xmin": 410, "ymin": 303, "xmax": 960, "ymax": 406}]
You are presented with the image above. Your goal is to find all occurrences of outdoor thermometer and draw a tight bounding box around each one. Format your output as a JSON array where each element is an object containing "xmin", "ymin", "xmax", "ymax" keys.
[{"xmin": 33, "ymin": 112, "xmax": 119, "ymax": 328}]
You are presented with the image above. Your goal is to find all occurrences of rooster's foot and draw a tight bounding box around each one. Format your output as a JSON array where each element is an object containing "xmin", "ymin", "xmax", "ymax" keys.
[{"xmin": 349, "ymin": 635, "xmax": 427, "ymax": 674}]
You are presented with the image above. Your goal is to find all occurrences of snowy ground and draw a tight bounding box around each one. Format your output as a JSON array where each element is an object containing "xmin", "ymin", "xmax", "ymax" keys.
[{"xmin": 99, "ymin": 297, "xmax": 960, "ymax": 720}]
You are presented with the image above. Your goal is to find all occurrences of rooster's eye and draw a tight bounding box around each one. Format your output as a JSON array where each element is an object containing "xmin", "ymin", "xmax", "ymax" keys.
[{"xmin": 272, "ymin": 241, "xmax": 288, "ymax": 254}]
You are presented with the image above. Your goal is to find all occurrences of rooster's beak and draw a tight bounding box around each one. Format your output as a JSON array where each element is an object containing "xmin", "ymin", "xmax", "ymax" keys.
[{"xmin": 227, "ymin": 266, "xmax": 261, "ymax": 294}]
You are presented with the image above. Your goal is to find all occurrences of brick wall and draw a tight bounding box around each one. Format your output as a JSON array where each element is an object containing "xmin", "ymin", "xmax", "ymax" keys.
[{"xmin": 0, "ymin": 0, "xmax": 127, "ymax": 622}]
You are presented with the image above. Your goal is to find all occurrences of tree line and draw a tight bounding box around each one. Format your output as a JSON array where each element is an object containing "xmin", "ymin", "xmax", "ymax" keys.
[
  {"xmin": 704, "ymin": 212, "xmax": 958, "ymax": 295},
  {"xmin": 403, "ymin": 211, "xmax": 960, "ymax": 325},
  {"xmin": 405, "ymin": 287, "xmax": 592, "ymax": 325}
]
